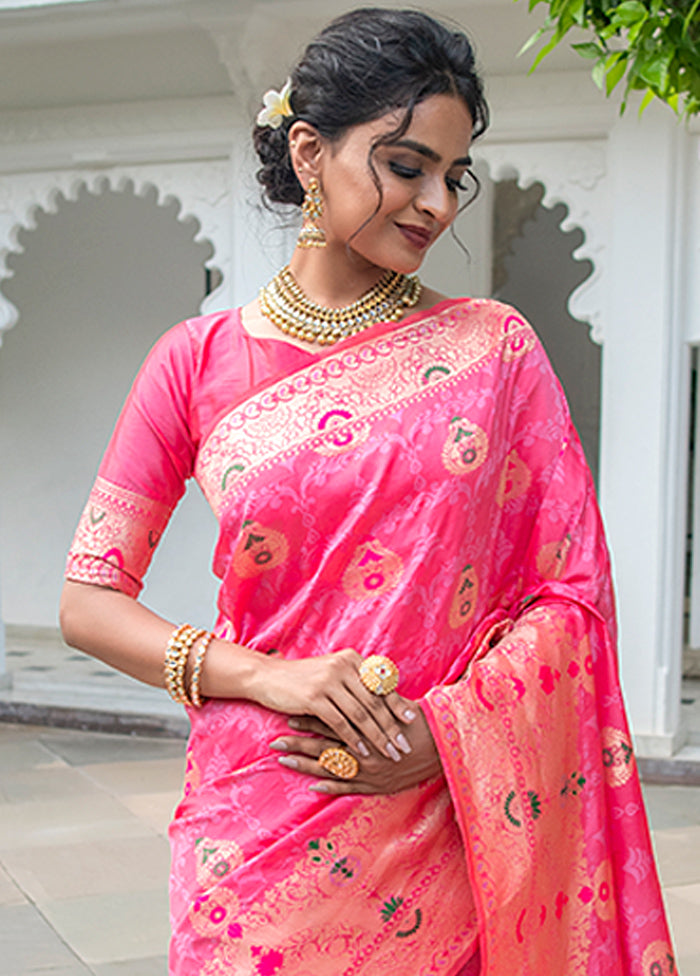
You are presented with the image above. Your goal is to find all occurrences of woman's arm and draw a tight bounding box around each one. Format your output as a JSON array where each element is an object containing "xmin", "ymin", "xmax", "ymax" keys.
[{"xmin": 60, "ymin": 580, "xmax": 417, "ymax": 766}]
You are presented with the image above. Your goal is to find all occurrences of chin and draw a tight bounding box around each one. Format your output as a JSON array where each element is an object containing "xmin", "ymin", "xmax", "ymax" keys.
[{"xmin": 384, "ymin": 254, "xmax": 425, "ymax": 276}]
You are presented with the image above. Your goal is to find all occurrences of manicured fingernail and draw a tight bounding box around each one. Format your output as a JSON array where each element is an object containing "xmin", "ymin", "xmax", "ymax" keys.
[
  {"xmin": 309, "ymin": 783, "xmax": 330, "ymax": 793},
  {"xmin": 357, "ymin": 740, "xmax": 370, "ymax": 757},
  {"xmin": 277, "ymin": 756, "xmax": 298, "ymax": 769},
  {"xmin": 403, "ymin": 708, "xmax": 417, "ymax": 721},
  {"xmin": 387, "ymin": 742, "xmax": 401, "ymax": 763},
  {"xmin": 269, "ymin": 739, "xmax": 288, "ymax": 750},
  {"xmin": 396, "ymin": 733, "xmax": 411, "ymax": 755},
  {"xmin": 287, "ymin": 717, "xmax": 301, "ymax": 729}
]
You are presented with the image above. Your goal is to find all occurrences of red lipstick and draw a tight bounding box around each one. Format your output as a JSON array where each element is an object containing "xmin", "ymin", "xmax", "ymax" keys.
[{"xmin": 396, "ymin": 223, "xmax": 432, "ymax": 250}]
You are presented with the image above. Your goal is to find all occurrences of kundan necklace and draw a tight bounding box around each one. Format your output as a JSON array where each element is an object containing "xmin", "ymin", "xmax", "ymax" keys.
[{"xmin": 259, "ymin": 265, "xmax": 422, "ymax": 346}]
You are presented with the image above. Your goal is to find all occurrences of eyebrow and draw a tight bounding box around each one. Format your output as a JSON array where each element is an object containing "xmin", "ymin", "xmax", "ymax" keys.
[{"xmin": 391, "ymin": 138, "xmax": 471, "ymax": 166}]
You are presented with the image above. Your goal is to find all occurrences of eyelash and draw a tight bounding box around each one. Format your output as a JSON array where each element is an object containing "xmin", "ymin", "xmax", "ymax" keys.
[{"xmin": 389, "ymin": 161, "xmax": 469, "ymax": 193}]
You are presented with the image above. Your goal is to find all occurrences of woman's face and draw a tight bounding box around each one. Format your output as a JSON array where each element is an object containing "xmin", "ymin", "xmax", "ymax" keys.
[{"xmin": 317, "ymin": 94, "xmax": 475, "ymax": 275}]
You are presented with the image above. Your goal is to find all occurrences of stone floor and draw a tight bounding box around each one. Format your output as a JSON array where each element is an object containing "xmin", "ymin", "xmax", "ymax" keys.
[
  {"xmin": 0, "ymin": 720, "xmax": 698, "ymax": 975},
  {"xmin": 1, "ymin": 629, "xmax": 700, "ymax": 973}
]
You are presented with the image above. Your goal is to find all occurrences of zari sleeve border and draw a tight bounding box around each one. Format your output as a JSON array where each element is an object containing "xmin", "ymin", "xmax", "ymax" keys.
[{"xmin": 65, "ymin": 475, "xmax": 175, "ymax": 598}]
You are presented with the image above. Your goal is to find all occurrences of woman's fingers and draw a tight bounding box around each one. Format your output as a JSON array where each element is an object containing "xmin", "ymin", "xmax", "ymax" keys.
[
  {"xmin": 287, "ymin": 697, "xmax": 417, "ymax": 763},
  {"xmin": 287, "ymin": 715, "xmax": 334, "ymax": 737},
  {"xmin": 270, "ymin": 734, "xmax": 384, "ymax": 793},
  {"xmin": 329, "ymin": 682, "xmax": 411, "ymax": 761},
  {"xmin": 386, "ymin": 691, "xmax": 419, "ymax": 724},
  {"xmin": 273, "ymin": 707, "xmax": 443, "ymax": 796},
  {"xmin": 313, "ymin": 693, "xmax": 385, "ymax": 760},
  {"xmin": 270, "ymin": 734, "xmax": 338, "ymax": 758}
]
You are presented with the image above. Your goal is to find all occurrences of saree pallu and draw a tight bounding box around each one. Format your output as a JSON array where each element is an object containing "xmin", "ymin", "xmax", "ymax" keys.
[{"xmin": 66, "ymin": 299, "xmax": 674, "ymax": 975}]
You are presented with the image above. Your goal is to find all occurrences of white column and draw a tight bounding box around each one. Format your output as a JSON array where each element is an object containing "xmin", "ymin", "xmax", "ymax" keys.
[
  {"xmin": 0, "ymin": 581, "xmax": 6, "ymax": 681},
  {"xmin": 599, "ymin": 105, "xmax": 689, "ymax": 757},
  {"xmin": 0, "ymin": 500, "xmax": 6, "ymax": 683},
  {"xmin": 681, "ymin": 131, "xmax": 700, "ymax": 656}
]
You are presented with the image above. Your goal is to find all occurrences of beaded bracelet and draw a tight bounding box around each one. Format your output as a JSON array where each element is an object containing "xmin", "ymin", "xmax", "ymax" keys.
[
  {"xmin": 189, "ymin": 631, "xmax": 215, "ymax": 708},
  {"xmin": 165, "ymin": 624, "xmax": 205, "ymax": 705}
]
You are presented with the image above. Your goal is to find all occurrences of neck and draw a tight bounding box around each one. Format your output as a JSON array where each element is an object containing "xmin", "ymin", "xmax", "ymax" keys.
[{"xmin": 288, "ymin": 244, "xmax": 389, "ymax": 307}]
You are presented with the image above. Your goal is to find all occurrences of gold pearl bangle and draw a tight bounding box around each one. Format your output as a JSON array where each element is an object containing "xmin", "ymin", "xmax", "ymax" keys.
[
  {"xmin": 165, "ymin": 624, "xmax": 205, "ymax": 706},
  {"xmin": 189, "ymin": 631, "xmax": 215, "ymax": 708},
  {"xmin": 164, "ymin": 623, "xmax": 191, "ymax": 703}
]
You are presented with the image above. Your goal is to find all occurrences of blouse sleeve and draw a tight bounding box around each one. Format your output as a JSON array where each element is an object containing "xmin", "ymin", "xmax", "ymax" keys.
[{"xmin": 65, "ymin": 321, "xmax": 198, "ymax": 597}]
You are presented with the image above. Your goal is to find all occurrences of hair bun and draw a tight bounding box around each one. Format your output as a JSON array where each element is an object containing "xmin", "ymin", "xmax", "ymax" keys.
[{"xmin": 253, "ymin": 122, "xmax": 303, "ymax": 207}]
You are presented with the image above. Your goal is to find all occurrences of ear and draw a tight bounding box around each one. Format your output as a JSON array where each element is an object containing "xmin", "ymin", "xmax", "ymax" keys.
[{"xmin": 288, "ymin": 121, "xmax": 326, "ymax": 190}]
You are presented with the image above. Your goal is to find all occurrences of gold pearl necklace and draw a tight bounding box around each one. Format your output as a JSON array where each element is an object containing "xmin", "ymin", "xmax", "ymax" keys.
[{"xmin": 259, "ymin": 265, "xmax": 422, "ymax": 346}]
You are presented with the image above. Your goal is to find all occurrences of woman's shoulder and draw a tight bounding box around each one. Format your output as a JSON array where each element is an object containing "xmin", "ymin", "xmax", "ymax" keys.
[
  {"xmin": 139, "ymin": 307, "xmax": 243, "ymax": 374},
  {"xmin": 176, "ymin": 307, "xmax": 243, "ymax": 353}
]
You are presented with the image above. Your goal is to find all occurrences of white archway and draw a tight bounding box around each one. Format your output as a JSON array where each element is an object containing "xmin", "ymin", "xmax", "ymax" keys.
[{"xmin": 0, "ymin": 160, "xmax": 233, "ymax": 343}]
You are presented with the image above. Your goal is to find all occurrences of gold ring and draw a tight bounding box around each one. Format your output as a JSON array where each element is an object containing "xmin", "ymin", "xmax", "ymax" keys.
[
  {"xmin": 358, "ymin": 655, "xmax": 399, "ymax": 696},
  {"xmin": 318, "ymin": 747, "xmax": 359, "ymax": 780}
]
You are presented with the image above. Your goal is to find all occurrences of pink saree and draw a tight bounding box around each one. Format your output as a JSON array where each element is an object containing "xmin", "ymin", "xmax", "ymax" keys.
[{"xmin": 66, "ymin": 299, "xmax": 674, "ymax": 975}]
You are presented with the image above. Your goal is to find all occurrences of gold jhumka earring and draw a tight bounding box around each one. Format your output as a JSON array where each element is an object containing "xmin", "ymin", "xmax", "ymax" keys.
[{"xmin": 297, "ymin": 177, "xmax": 326, "ymax": 248}]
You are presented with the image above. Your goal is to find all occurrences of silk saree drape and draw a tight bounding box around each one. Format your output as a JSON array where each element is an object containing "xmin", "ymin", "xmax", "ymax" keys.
[{"xmin": 66, "ymin": 299, "xmax": 674, "ymax": 976}]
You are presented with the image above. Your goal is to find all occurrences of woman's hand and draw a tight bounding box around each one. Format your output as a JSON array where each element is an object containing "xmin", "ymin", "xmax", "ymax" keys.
[
  {"xmin": 269, "ymin": 703, "xmax": 443, "ymax": 795},
  {"xmin": 250, "ymin": 647, "xmax": 417, "ymax": 763}
]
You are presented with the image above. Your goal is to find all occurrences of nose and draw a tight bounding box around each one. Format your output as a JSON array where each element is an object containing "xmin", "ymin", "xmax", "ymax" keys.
[{"xmin": 415, "ymin": 175, "xmax": 454, "ymax": 224}]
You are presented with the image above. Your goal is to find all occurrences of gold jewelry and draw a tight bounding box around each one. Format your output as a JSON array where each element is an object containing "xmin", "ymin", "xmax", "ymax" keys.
[
  {"xmin": 190, "ymin": 631, "xmax": 214, "ymax": 708},
  {"xmin": 318, "ymin": 746, "xmax": 360, "ymax": 780},
  {"xmin": 259, "ymin": 265, "xmax": 422, "ymax": 346},
  {"xmin": 189, "ymin": 631, "xmax": 215, "ymax": 708},
  {"xmin": 165, "ymin": 624, "xmax": 205, "ymax": 705},
  {"xmin": 359, "ymin": 655, "xmax": 400, "ymax": 696},
  {"xmin": 297, "ymin": 178, "xmax": 326, "ymax": 249}
]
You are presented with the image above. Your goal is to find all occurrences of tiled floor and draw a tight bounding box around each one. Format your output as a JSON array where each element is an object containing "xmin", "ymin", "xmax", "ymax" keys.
[
  {"xmin": 0, "ymin": 722, "xmax": 699, "ymax": 976},
  {"xmin": 0, "ymin": 722, "xmax": 183, "ymax": 975}
]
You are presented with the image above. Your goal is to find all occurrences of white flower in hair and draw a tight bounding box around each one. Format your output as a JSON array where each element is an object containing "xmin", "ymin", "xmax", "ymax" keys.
[{"xmin": 256, "ymin": 78, "xmax": 294, "ymax": 129}]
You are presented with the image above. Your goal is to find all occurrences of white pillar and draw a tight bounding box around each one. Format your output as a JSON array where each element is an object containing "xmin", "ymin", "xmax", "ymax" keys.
[
  {"xmin": 0, "ymin": 587, "xmax": 6, "ymax": 680},
  {"xmin": 681, "ymin": 132, "xmax": 700, "ymax": 660},
  {"xmin": 0, "ymin": 501, "xmax": 6, "ymax": 682},
  {"xmin": 599, "ymin": 105, "xmax": 689, "ymax": 757}
]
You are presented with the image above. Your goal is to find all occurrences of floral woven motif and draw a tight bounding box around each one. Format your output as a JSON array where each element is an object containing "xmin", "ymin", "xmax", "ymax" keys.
[{"xmin": 65, "ymin": 299, "xmax": 673, "ymax": 974}]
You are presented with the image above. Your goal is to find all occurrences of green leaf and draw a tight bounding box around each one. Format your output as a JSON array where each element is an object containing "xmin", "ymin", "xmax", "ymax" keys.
[
  {"xmin": 637, "ymin": 88, "xmax": 656, "ymax": 115},
  {"xmin": 529, "ymin": 32, "xmax": 562, "ymax": 70},
  {"xmin": 517, "ymin": 25, "xmax": 549, "ymax": 57},
  {"xmin": 606, "ymin": 54, "xmax": 628, "ymax": 93},
  {"xmin": 517, "ymin": 0, "xmax": 700, "ymax": 119},
  {"xmin": 572, "ymin": 41, "xmax": 606, "ymax": 58},
  {"xmin": 592, "ymin": 58, "xmax": 608, "ymax": 89},
  {"xmin": 636, "ymin": 46, "xmax": 674, "ymax": 92},
  {"xmin": 565, "ymin": 0, "xmax": 586, "ymax": 26},
  {"xmin": 684, "ymin": 0, "xmax": 700, "ymax": 36},
  {"xmin": 628, "ymin": 15, "xmax": 651, "ymax": 45},
  {"xmin": 611, "ymin": 1, "xmax": 648, "ymax": 27}
]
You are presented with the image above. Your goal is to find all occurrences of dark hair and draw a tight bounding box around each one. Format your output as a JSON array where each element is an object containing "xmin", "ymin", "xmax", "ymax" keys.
[{"xmin": 253, "ymin": 7, "xmax": 489, "ymax": 208}]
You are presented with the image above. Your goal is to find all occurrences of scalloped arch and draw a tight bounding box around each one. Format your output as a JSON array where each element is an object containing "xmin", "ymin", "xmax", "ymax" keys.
[
  {"xmin": 0, "ymin": 161, "xmax": 232, "ymax": 344},
  {"xmin": 476, "ymin": 139, "xmax": 609, "ymax": 345}
]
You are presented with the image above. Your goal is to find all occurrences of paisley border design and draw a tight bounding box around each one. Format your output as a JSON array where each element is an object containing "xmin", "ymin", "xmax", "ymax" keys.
[{"xmin": 195, "ymin": 301, "xmax": 534, "ymax": 517}]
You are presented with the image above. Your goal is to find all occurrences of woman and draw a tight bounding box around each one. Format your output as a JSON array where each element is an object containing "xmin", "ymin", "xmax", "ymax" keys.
[{"xmin": 60, "ymin": 8, "xmax": 674, "ymax": 975}]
